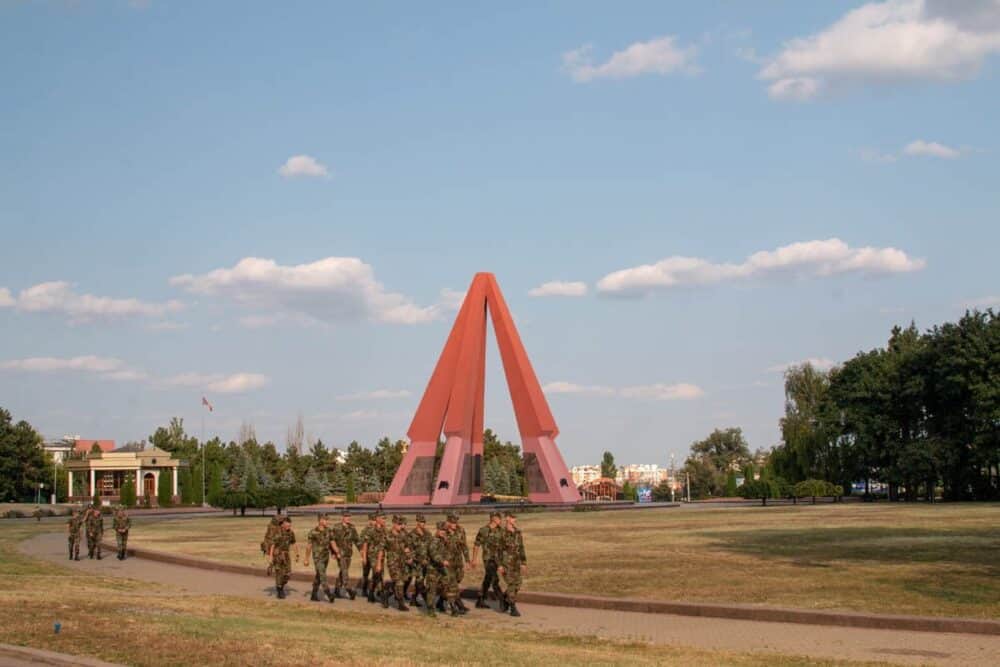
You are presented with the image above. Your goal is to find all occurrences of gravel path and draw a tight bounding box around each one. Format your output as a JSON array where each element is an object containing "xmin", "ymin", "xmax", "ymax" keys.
[{"xmin": 20, "ymin": 532, "xmax": 1000, "ymax": 666}]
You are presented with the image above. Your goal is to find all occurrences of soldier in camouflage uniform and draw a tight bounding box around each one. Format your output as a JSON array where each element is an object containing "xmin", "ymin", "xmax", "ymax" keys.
[
  {"xmin": 268, "ymin": 516, "xmax": 297, "ymax": 599},
  {"xmin": 472, "ymin": 511, "xmax": 505, "ymax": 608},
  {"xmin": 357, "ymin": 513, "xmax": 377, "ymax": 599},
  {"xmin": 405, "ymin": 513, "xmax": 431, "ymax": 607},
  {"xmin": 303, "ymin": 514, "xmax": 338, "ymax": 603},
  {"xmin": 113, "ymin": 507, "xmax": 131, "ymax": 560},
  {"xmin": 382, "ymin": 515, "xmax": 413, "ymax": 611},
  {"xmin": 427, "ymin": 520, "xmax": 463, "ymax": 616},
  {"xmin": 261, "ymin": 514, "xmax": 283, "ymax": 572},
  {"xmin": 445, "ymin": 512, "xmax": 471, "ymax": 612},
  {"xmin": 85, "ymin": 505, "xmax": 104, "ymax": 560},
  {"xmin": 361, "ymin": 513, "xmax": 388, "ymax": 603},
  {"xmin": 67, "ymin": 509, "xmax": 82, "ymax": 560},
  {"xmin": 497, "ymin": 510, "xmax": 527, "ymax": 617},
  {"xmin": 329, "ymin": 511, "xmax": 359, "ymax": 599}
]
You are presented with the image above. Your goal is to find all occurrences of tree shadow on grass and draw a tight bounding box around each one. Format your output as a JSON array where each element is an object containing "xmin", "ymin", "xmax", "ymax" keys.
[{"xmin": 702, "ymin": 526, "xmax": 1000, "ymax": 571}]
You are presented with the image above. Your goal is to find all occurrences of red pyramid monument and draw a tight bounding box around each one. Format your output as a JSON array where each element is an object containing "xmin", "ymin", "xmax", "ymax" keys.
[{"xmin": 384, "ymin": 273, "xmax": 579, "ymax": 506}]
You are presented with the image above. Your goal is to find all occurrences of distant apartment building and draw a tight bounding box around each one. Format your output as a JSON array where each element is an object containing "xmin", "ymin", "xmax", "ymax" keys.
[
  {"xmin": 615, "ymin": 464, "xmax": 670, "ymax": 487},
  {"xmin": 41, "ymin": 436, "xmax": 116, "ymax": 464},
  {"xmin": 570, "ymin": 465, "xmax": 602, "ymax": 486}
]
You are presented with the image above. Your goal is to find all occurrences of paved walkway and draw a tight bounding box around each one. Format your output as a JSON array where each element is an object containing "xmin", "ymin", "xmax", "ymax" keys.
[
  {"xmin": 20, "ymin": 533, "xmax": 1000, "ymax": 666},
  {"xmin": 0, "ymin": 643, "xmax": 123, "ymax": 667}
]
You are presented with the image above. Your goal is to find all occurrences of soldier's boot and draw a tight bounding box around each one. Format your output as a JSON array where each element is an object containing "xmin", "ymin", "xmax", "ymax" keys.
[
  {"xmin": 455, "ymin": 597, "xmax": 469, "ymax": 613},
  {"xmin": 360, "ymin": 576, "xmax": 369, "ymax": 598},
  {"xmin": 380, "ymin": 584, "xmax": 390, "ymax": 609},
  {"xmin": 499, "ymin": 593, "xmax": 509, "ymax": 612},
  {"xmin": 449, "ymin": 601, "xmax": 461, "ymax": 617},
  {"xmin": 325, "ymin": 587, "xmax": 336, "ymax": 603},
  {"xmin": 310, "ymin": 583, "xmax": 320, "ymax": 601},
  {"xmin": 276, "ymin": 586, "xmax": 286, "ymax": 600},
  {"xmin": 396, "ymin": 593, "xmax": 409, "ymax": 612},
  {"xmin": 475, "ymin": 593, "xmax": 489, "ymax": 609},
  {"xmin": 95, "ymin": 548, "xmax": 102, "ymax": 561},
  {"xmin": 411, "ymin": 583, "xmax": 423, "ymax": 608},
  {"xmin": 346, "ymin": 584, "xmax": 356, "ymax": 601},
  {"xmin": 68, "ymin": 544, "xmax": 73, "ymax": 560},
  {"xmin": 435, "ymin": 596, "xmax": 446, "ymax": 612},
  {"xmin": 509, "ymin": 602, "xmax": 521, "ymax": 617},
  {"xmin": 425, "ymin": 594, "xmax": 437, "ymax": 617}
]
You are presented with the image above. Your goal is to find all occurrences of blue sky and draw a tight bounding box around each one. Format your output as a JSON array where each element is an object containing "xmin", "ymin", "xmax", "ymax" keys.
[{"xmin": 1, "ymin": 0, "xmax": 997, "ymax": 466}]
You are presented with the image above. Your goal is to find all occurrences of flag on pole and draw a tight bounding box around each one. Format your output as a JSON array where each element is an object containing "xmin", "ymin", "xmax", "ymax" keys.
[{"xmin": 201, "ymin": 396, "xmax": 213, "ymax": 412}]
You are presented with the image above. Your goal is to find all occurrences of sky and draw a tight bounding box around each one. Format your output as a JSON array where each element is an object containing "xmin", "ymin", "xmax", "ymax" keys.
[{"xmin": 1, "ymin": 0, "xmax": 998, "ymax": 467}]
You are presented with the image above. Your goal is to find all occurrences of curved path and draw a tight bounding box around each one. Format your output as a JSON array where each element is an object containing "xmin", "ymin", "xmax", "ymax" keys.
[{"xmin": 21, "ymin": 532, "xmax": 1000, "ymax": 666}]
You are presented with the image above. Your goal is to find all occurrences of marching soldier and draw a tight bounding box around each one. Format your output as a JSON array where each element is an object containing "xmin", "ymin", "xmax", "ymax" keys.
[
  {"xmin": 261, "ymin": 513, "xmax": 283, "ymax": 575},
  {"xmin": 472, "ymin": 511, "xmax": 505, "ymax": 608},
  {"xmin": 497, "ymin": 510, "xmax": 527, "ymax": 617},
  {"xmin": 357, "ymin": 513, "xmax": 377, "ymax": 599},
  {"xmin": 445, "ymin": 512, "xmax": 470, "ymax": 612},
  {"xmin": 329, "ymin": 511, "xmax": 359, "ymax": 599},
  {"xmin": 383, "ymin": 515, "xmax": 413, "ymax": 611},
  {"xmin": 268, "ymin": 516, "xmax": 297, "ymax": 599},
  {"xmin": 85, "ymin": 504, "xmax": 104, "ymax": 560},
  {"xmin": 303, "ymin": 514, "xmax": 338, "ymax": 603},
  {"xmin": 361, "ymin": 513, "xmax": 388, "ymax": 603},
  {"xmin": 405, "ymin": 513, "xmax": 431, "ymax": 607},
  {"xmin": 427, "ymin": 520, "xmax": 463, "ymax": 617},
  {"xmin": 67, "ymin": 508, "xmax": 82, "ymax": 561},
  {"xmin": 113, "ymin": 506, "xmax": 131, "ymax": 560}
]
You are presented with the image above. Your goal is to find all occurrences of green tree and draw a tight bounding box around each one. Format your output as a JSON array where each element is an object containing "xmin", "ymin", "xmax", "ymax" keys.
[
  {"xmin": 302, "ymin": 467, "xmax": 328, "ymax": 503},
  {"xmin": 725, "ymin": 470, "xmax": 738, "ymax": 497},
  {"xmin": 120, "ymin": 476, "xmax": 137, "ymax": 508},
  {"xmin": 157, "ymin": 471, "xmax": 173, "ymax": 507},
  {"xmin": 0, "ymin": 409, "xmax": 46, "ymax": 502},
  {"xmin": 345, "ymin": 471, "xmax": 357, "ymax": 503},
  {"xmin": 600, "ymin": 451, "xmax": 617, "ymax": 479},
  {"xmin": 207, "ymin": 462, "xmax": 224, "ymax": 507}
]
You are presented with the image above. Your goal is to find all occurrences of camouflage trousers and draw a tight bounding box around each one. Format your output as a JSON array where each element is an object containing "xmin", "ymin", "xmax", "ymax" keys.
[
  {"xmin": 501, "ymin": 563, "xmax": 523, "ymax": 602},
  {"xmin": 311, "ymin": 553, "xmax": 330, "ymax": 590},
  {"xmin": 368, "ymin": 556, "xmax": 384, "ymax": 593},
  {"xmin": 68, "ymin": 534, "xmax": 80, "ymax": 558},
  {"xmin": 336, "ymin": 554, "xmax": 352, "ymax": 589},
  {"xmin": 427, "ymin": 565, "xmax": 458, "ymax": 602},
  {"xmin": 116, "ymin": 531, "xmax": 128, "ymax": 554},
  {"xmin": 86, "ymin": 531, "xmax": 101, "ymax": 558},
  {"xmin": 273, "ymin": 549, "xmax": 292, "ymax": 588},
  {"xmin": 386, "ymin": 557, "xmax": 412, "ymax": 600},
  {"xmin": 480, "ymin": 558, "xmax": 502, "ymax": 597}
]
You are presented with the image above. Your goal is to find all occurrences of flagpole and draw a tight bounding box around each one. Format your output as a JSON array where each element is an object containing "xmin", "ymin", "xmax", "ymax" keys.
[{"xmin": 201, "ymin": 410, "xmax": 207, "ymax": 509}]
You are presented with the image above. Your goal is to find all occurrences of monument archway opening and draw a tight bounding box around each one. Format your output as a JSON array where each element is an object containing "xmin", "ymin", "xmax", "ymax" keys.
[{"xmin": 384, "ymin": 272, "xmax": 579, "ymax": 506}]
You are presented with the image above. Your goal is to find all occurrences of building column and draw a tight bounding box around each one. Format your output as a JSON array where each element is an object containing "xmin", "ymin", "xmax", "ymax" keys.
[
  {"xmin": 136, "ymin": 468, "xmax": 142, "ymax": 496},
  {"xmin": 67, "ymin": 470, "xmax": 74, "ymax": 499},
  {"xmin": 172, "ymin": 468, "xmax": 178, "ymax": 498},
  {"xmin": 89, "ymin": 469, "xmax": 96, "ymax": 498}
]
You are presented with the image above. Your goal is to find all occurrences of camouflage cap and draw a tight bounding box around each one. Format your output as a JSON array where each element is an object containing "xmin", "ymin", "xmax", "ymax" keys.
[
  {"xmin": 391, "ymin": 514, "xmax": 401, "ymax": 524},
  {"xmin": 367, "ymin": 513, "xmax": 377, "ymax": 521},
  {"xmin": 489, "ymin": 511, "xmax": 502, "ymax": 519},
  {"xmin": 435, "ymin": 521, "xmax": 448, "ymax": 531},
  {"xmin": 281, "ymin": 516, "xmax": 292, "ymax": 524},
  {"xmin": 397, "ymin": 516, "xmax": 408, "ymax": 525},
  {"xmin": 504, "ymin": 511, "xmax": 516, "ymax": 518},
  {"xmin": 317, "ymin": 513, "xmax": 329, "ymax": 521},
  {"xmin": 341, "ymin": 510, "xmax": 351, "ymax": 518},
  {"xmin": 415, "ymin": 513, "xmax": 426, "ymax": 523},
  {"xmin": 446, "ymin": 512, "xmax": 460, "ymax": 522}
]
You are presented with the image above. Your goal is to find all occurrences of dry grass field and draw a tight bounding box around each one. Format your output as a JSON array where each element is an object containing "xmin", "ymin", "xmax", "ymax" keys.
[
  {"xmin": 132, "ymin": 503, "xmax": 1000, "ymax": 619},
  {"xmin": 0, "ymin": 521, "xmax": 875, "ymax": 666}
]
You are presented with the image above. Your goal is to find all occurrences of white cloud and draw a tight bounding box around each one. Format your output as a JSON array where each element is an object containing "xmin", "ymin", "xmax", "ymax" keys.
[
  {"xmin": 960, "ymin": 295, "xmax": 1000, "ymax": 309},
  {"xmin": 528, "ymin": 281, "xmax": 588, "ymax": 298},
  {"xmin": 760, "ymin": 0, "xmax": 1000, "ymax": 101},
  {"xmin": 858, "ymin": 147, "xmax": 899, "ymax": 163},
  {"xmin": 563, "ymin": 36, "xmax": 699, "ymax": 82},
  {"xmin": 596, "ymin": 238, "xmax": 926, "ymax": 296},
  {"xmin": 1, "ymin": 355, "xmax": 126, "ymax": 374},
  {"xmin": 207, "ymin": 373, "xmax": 269, "ymax": 394},
  {"xmin": 337, "ymin": 389, "xmax": 412, "ymax": 401},
  {"xmin": 903, "ymin": 139, "xmax": 962, "ymax": 159},
  {"xmin": 437, "ymin": 288, "xmax": 467, "ymax": 312},
  {"xmin": 342, "ymin": 409, "xmax": 380, "ymax": 421},
  {"xmin": 278, "ymin": 154, "xmax": 330, "ymax": 179},
  {"xmin": 0, "ymin": 281, "xmax": 183, "ymax": 323},
  {"xmin": 0, "ymin": 357, "xmax": 267, "ymax": 394},
  {"xmin": 170, "ymin": 256, "xmax": 438, "ymax": 326},
  {"xmin": 543, "ymin": 380, "xmax": 704, "ymax": 401},
  {"xmin": 766, "ymin": 358, "xmax": 837, "ymax": 373}
]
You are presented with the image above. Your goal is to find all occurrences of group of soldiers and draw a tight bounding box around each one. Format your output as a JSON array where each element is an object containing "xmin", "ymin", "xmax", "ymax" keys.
[
  {"xmin": 66, "ymin": 505, "xmax": 131, "ymax": 561},
  {"xmin": 261, "ymin": 509, "xmax": 528, "ymax": 618}
]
